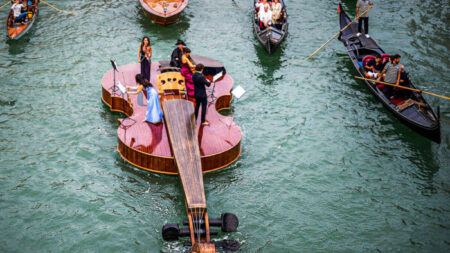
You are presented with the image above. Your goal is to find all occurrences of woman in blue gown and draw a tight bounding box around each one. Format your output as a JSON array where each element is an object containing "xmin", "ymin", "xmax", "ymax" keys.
[{"xmin": 127, "ymin": 74, "xmax": 163, "ymax": 124}]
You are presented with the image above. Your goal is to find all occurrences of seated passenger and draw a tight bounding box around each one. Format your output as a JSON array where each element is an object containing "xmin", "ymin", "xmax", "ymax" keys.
[
  {"xmin": 364, "ymin": 54, "xmax": 385, "ymax": 79},
  {"xmin": 27, "ymin": 0, "xmax": 37, "ymax": 13},
  {"xmin": 255, "ymin": 0, "xmax": 270, "ymax": 17},
  {"xmin": 7, "ymin": 10, "xmax": 14, "ymax": 26},
  {"xmin": 271, "ymin": 0, "xmax": 282, "ymax": 27},
  {"xmin": 259, "ymin": 5, "xmax": 273, "ymax": 29},
  {"xmin": 399, "ymin": 65, "xmax": 409, "ymax": 86},
  {"xmin": 11, "ymin": 0, "xmax": 27, "ymax": 24},
  {"xmin": 394, "ymin": 65, "xmax": 412, "ymax": 98},
  {"xmin": 380, "ymin": 54, "xmax": 402, "ymax": 99}
]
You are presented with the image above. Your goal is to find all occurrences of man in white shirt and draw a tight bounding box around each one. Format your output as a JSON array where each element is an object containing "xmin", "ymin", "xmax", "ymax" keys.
[
  {"xmin": 356, "ymin": 0, "xmax": 373, "ymax": 38},
  {"xmin": 11, "ymin": 0, "xmax": 27, "ymax": 23},
  {"xmin": 259, "ymin": 5, "xmax": 272, "ymax": 29}
]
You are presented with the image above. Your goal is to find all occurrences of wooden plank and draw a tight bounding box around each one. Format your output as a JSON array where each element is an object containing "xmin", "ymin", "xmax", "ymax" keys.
[{"xmin": 162, "ymin": 98, "xmax": 206, "ymax": 208}]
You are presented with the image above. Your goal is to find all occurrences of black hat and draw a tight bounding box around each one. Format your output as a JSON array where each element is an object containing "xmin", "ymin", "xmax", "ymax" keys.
[{"xmin": 175, "ymin": 39, "xmax": 186, "ymax": 46}]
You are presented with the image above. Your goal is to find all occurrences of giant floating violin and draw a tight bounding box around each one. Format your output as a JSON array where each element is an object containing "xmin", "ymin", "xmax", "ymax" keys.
[{"xmin": 101, "ymin": 55, "xmax": 242, "ymax": 252}]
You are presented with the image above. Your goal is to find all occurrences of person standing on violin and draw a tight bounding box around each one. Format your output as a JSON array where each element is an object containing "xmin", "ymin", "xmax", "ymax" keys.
[
  {"xmin": 170, "ymin": 39, "xmax": 185, "ymax": 68},
  {"xmin": 127, "ymin": 74, "xmax": 163, "ymax": 124},
  {"xmin": 180, "ymin": 48, "xmax": 196, "ymax": 98},
  {"xmin": 138, "ymin": 36, "xmax": 152, "ymax": 81},
  {"xmin": 193, "ymin": 64, "xmax": 211, "ymax": 126}
]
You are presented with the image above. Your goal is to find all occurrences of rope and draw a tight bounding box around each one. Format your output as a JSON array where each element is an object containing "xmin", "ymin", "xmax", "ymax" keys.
[
  {"xmin": 41, "ymin": 0, "xmax": 75, "ymax": 14},
  {"xmin": 0, "ymin": 1, "xmax": 10, "ymax": 9},
  {"xmin": 303, "ymin": 4, "xmax": 372, "ymax": 61}
]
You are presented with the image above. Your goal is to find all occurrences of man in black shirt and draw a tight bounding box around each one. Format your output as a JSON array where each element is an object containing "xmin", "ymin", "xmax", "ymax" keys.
[
  {"xmin": 170, "ymin": 39, "xmax": 185, "ymax": 68},
  {"xmin": 192, "ymin": 64, "xmax": 211, "ymax": 126},
  {"xmin": 365, "ymin": 54, "xmax": 385, "ymax": 73}
]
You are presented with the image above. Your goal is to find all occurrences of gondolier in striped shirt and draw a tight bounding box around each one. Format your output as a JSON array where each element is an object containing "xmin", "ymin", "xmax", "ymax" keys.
[{"xmin": 356, "ymin": 0, "xmax": 373, "ymax": 38}]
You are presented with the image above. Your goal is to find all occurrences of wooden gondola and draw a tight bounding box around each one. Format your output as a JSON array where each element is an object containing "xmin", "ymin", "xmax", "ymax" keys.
[
  {"xmin": 139, "ymin": 0, "xmax": 188, "ymax": 25},
  {"xmin": 253, "ymin": 0, "xmax": 288, "ymax": 54},
  {"xmin": 6, "ymin": 0, "xmax": 39, "ymax": 40},
  {"xmin": 101, "ymin": 56, "xmax": 242, "ymax": 252},
  {"xmin": 337, "ymin": 3, "xmax": 441, "ymax": 143}
]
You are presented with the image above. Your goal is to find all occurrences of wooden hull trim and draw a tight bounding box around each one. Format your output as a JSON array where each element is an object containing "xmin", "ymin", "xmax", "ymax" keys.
[
  {"xmin": 116, "ymin": 134, "xmax": 242, "ymax": 174},
  {"xmin": 142, "ymin": 10, "xmax": 182, "ymax": 25},
  {"xmin": 117, "ymin": 145, "xmax": 242, "ymax": 176}
]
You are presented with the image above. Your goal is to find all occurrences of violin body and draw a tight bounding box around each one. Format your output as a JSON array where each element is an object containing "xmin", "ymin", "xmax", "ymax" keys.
[{"xmin": 101, "ymin": 55, "xmax": 241, "ymax": 174}]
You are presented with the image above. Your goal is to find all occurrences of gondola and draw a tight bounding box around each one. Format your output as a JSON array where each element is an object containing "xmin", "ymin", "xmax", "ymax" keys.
[
  {"xmin": 253, "ymin": 0, "xmax": 288, "ymax": 54},
  {"xmin": 337, "ymin": 3, "xmax": 441, "ymax": 143},
  {"xmin": 139, "ymin": 0, "xmax": 188, "ymax": 25},
  {"xmin": 6, "ymin": 0, "xmax": 39, "ymax": 40}
]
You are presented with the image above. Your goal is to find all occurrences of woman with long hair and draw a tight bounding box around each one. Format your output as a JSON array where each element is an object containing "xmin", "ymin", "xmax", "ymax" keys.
[
  {"xmin": 138, "ymin": 36, "xmax": 152, "ymax": 81},
  {"xmin": 127, "ymin": 74, "xmax": 163, "ymax": 124},
  {"xmin": 180, "ymin": 47, "xmax": 196, "ymax": 98}
]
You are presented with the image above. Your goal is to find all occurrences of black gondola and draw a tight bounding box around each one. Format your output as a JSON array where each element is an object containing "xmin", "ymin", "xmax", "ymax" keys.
[
  {"xmin": 253, "ymin": 0, "xmax": 288, "ymax": 54},
  {"xmin": 337, "ymin": 2, "xmax": 441, "ymax": 143}
]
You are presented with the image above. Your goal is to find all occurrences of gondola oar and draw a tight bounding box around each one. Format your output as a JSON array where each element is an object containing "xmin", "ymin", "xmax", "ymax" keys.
[
  {"xmin": 355, "ymin": 76, "xmax": 450, "ymax": 100},
  {"xmin": 41, "ymin": 0, "xmax": 75, "ymax": 14},
  {"xmin": 303, "ymin": 4, "xmax": 372, "ymax": 61},
  {"xmin": 0, "ymin": 1, "xmax": 10, "ymax": 9}
]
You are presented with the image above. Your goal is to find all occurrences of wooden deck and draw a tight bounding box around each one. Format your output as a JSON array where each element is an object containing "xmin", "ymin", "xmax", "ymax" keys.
[{"xmin": 101, "ymin": 56, "xmax": 242, "ymax": 174}]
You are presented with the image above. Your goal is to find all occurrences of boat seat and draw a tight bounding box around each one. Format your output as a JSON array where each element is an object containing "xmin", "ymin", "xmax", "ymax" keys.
[
  {"xmin": 362, "ymin": 55, "xmax": 375, "ymax": 68},
  {"xmin": 376, "ymin": 84, "xmax": 385, "ymax": 91},
  {"xmin": 381, "ymin": 54, "xmax": 390, "ymax": 63}
]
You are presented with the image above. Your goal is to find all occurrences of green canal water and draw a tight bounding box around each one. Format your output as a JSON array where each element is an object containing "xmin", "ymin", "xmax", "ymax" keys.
[{"xmin": 0, "ymin": 0, "xmax": 449, "ymax": 252}]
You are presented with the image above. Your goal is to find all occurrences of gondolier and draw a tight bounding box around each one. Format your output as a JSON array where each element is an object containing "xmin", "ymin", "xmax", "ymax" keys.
[{"xmin": 356, "ymin": 0, "xmax": 373, "ymax": 38}]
